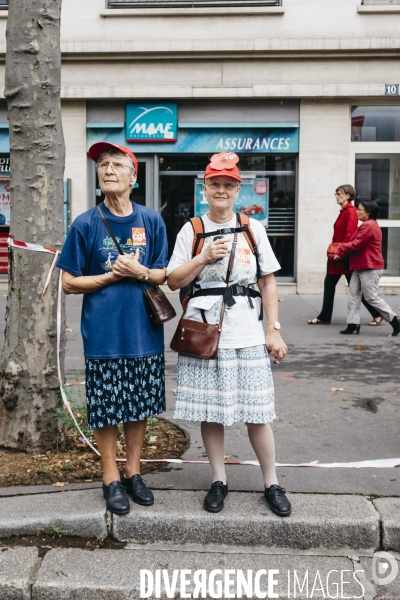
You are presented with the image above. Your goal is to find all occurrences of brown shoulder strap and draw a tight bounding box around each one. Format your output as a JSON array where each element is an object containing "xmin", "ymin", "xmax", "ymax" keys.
[
  {"xmin": 97, "ymin": 205, "xmax": 124, "ymax": 255},
  {"xmin": 190, "ymin": 217, "xmax": 206, "ymax": 258}
]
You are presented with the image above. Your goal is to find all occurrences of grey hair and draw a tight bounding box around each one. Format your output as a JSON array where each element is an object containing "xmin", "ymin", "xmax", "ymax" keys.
[{"xmin": 96, "ymin": 149, "xmax": 135, "ymax": 174}]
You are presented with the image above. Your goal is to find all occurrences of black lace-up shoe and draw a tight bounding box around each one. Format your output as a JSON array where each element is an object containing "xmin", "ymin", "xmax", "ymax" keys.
[
  {"xmin": 204, "ymin": 481, "xmax": 228, "ymax": 513},
  {"xmin": 264, "ymin": 484, "xmax": 291, "ymax": 517},
  {"xmin": 102, "ymin": 481, "xmax": 130, "ymax": 515},
  {"xmin": 121, "ymin": 474, "xmax": 154, "ymax": 506}
]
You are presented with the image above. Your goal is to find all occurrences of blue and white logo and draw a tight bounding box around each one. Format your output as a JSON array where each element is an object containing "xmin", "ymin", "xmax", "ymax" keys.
[{"xmin": 126, "ymin": 103, "xmax": 178, "ymax": 142}]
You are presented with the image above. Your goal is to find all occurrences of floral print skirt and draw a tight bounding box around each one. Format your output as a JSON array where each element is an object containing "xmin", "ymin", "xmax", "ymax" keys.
[
  {"xmin": 174, "ymin": 345, "xmax": 275, "ymax": 427},
  {"xmin": 85, "ymin": 354, "xmax": 166, "ymax": 429}
]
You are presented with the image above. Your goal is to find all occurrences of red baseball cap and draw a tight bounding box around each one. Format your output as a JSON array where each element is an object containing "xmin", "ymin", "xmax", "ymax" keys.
[
  {"xmin": 204, "ymin": 152, "xmax": 242, "ymax": 182},
  {"xmin": 88, "ymin": 142, "xmax": 138, "ymax": 174}
]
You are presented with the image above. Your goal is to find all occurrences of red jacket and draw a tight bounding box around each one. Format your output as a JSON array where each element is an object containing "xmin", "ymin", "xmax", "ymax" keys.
[
  {"xmin": 328, "ymin": 202, "xmax": 358, "ymax": 275},
  {"xmin": 336, "ymin": 219, "xmax": 384, "ymax": 271}
]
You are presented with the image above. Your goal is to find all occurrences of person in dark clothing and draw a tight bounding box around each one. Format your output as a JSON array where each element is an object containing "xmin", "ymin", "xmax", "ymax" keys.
[{"xmin": 308, "ymin": 184, "xmax": 381, "ymax": 325}]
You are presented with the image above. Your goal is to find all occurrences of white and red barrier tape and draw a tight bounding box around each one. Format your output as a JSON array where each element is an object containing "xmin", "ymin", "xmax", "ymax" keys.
[
  {"xmin": 9, "ymin": 238, "xmax": 100, "ymax": 456},
  {"xmin": 7, "ymin": 238, "xmax": 400, "ymax": 470}
]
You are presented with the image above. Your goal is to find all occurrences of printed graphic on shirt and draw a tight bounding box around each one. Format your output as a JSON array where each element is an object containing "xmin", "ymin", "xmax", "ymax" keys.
[
  {"xmin": 237, "ymin": 248, "xmax": 251, "ymax": 266},
  {"xmin": 131, "ymin": 228, "xmax": 146, "ymax": 246},
  {"xmin": 99, "ymin": 232, "xmax": 146, "ymax": 271}
]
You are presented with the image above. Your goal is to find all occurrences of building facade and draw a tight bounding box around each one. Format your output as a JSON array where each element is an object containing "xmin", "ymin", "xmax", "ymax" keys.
[{"xmin": 0, "ymin": 0, "xmax": 399, "ymax": 292}]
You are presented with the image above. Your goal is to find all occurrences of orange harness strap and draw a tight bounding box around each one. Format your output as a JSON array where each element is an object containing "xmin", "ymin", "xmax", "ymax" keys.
[
  {"xmin": 182, "ymin": 213, "xmax": 261, "ymax": 310},
  {"xmin": 237, "ymin": 213, "xmax": 258, "ymax": 257},
  {"xmin": 190, "ymin": 217, "xmax": 206, "ymax": 258},
  {"xmin": 190, "ymin": 214, "xmax": 258, "ymax": 258}
]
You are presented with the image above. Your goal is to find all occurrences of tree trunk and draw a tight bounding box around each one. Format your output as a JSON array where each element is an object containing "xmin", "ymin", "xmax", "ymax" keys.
[{"xmin": 0, "ymin": 0, "xmax": 66, "ymax": 452}]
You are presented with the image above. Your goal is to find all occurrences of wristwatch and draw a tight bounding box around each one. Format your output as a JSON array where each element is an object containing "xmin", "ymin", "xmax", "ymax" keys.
[
  {"xmin": 143, "ymin": 269, "xmax": 151, "ymax": 281},
  {"xmin": 267, "ymin": 322, "xmax": 281, "ymax": 330}
]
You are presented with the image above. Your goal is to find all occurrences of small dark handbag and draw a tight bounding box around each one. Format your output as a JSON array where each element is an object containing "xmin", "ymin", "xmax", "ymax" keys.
[
  {"xmin": 170, "ymin": 227, "xmax": 238, "ymax": 359},
  {"xmin": 327, "ymin": 242, "xmax": 341, "ymax": 259},
  {"xmin": 141, "ymin": 284, "xmax": 176, "ymax": 325},
  {"xmin": 96, "ymin": 205, "xmax": 176, "ymax": 325}
]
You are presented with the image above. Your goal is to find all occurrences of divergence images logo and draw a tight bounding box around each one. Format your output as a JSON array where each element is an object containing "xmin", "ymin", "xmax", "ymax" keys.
[
  {"xmin": 126, "ymin": 103, "xmax": 177, "ymax": 143},
  {"xmin": 372, "ymin": 552, "xmax": 398, "ymax": 587}
]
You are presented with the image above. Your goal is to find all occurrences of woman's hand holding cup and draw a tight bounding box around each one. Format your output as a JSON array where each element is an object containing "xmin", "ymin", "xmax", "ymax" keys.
[{"xmin": 202, "ymin": 236, "xmax": 231, "ymax": 264}]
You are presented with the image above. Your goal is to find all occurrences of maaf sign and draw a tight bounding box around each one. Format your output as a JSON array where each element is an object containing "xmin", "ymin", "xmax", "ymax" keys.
[{"xmin": 126, "ymin": 103, "xmax": 178, "ymax": 143}]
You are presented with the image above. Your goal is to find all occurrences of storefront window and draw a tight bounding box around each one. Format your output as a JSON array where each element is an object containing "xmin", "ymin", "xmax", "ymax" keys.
[
  {"xmin": 159, "ymin": 153, "xmax": 296, "ymax": 278},
  {"xmin": 381, "ymin": 228, "xmax": 400, "ymax": 277},
  {"xmin": 355, "ymin": 154, "xmax": 400, "ymax": 219},
  {"xmin": 355, "ymin": 153, "xmax": 400, "ymax": 276},
  {"xmin": 351, "ymin": 106, "xmax": 400, "ymax": 142}
]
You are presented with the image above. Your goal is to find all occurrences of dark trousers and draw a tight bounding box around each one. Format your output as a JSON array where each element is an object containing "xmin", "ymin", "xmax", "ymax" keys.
[{"xmin": 317, "ymin": 273, "xmax": 381, "ymax": 323}]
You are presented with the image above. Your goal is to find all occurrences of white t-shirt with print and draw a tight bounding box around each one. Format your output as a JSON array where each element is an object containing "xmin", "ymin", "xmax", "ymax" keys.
[{"xmin": 167, "ymin": 214, "xmax": 280, "ymax": 348}]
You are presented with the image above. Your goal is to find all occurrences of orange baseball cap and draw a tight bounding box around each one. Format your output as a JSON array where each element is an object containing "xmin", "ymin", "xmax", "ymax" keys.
[
  {"xmin": 204, "ymin": 152, "xmax": 241, "ymax": 182},
  {"xmin": 88, "ymin": 142, "xmax": 139, "ymax": 174}
]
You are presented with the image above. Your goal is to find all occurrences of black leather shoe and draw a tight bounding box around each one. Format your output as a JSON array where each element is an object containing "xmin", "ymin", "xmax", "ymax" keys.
[
  {"xmin": 340, "ymin": 324, "xmax": 360, "ymax": 335},
  {"xmin": 121, "ymin": 474, "xmax": 154, "ymax": 506},
  {"xmin": 390, "ymin": 317, "xmax": 400, "ymax": 337},
  {"xmin": 264, "ymin": 484, "xmax": 291, "ymax": 517},
  {"xmin": 102, "ymin": 481, "xmax": 130, "ymax": 515},
  {"xmin": 204, "ymin": 481, "xmax": 228, "ymax": 513}
]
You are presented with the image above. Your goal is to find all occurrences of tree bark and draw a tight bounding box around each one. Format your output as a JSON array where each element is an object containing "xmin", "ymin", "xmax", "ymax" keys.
[{"xmin": 0, "ymin": 0, "xmax": 66, "ymax": 452}]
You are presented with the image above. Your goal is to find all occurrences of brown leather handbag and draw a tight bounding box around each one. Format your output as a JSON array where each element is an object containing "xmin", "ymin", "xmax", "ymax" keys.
[
  {"xmin": 96, "ymin": 205, "xmax": 176, "ymax": 325},
  {"xmin": 170, "ymin": 228, "xmax": 238, "ymax": 359},
  {"xmin": 327, "ymin": 242, "xmax": 341, "ymax": 259},
  {"xmin": 141, "ymin": 284, "xmax": 176, "ymax": 325}
]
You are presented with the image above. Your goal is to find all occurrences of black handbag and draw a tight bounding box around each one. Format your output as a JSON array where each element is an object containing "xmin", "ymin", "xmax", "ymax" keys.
[{"xmin": 96, "ymin": 205, "xmax": 176, "ymax": 325}]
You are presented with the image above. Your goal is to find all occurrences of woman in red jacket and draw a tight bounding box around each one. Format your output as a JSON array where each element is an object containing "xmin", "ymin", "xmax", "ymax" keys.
[
  {"xmin": 308, "ymin": 185, "xmax": 380, "ymax": 325},
  {"xmin": 335, "ymin": 200, "xmax": 400, "ymax": 336}
]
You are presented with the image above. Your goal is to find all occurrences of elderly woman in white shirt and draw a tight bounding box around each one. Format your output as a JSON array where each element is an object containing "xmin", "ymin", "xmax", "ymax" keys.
[{"xmin": 167, "ymin": 152, "xmax": 291, "ymax": 517}]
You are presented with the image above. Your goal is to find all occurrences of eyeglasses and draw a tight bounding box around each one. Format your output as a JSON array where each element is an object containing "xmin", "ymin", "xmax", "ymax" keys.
[
  {"xmin": 206, "ymin": 181, "xmax": 239, "ymax": 191},
  {"xmin": 97, "ymin": 161, "xmax": 131, "ymax": 173}
]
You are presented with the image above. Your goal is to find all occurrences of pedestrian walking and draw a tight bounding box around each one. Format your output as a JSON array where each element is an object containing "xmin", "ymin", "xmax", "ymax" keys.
[
  {"xmin": 334, "ymin": 200, "xmax": 400, "ymax": 337},
  {"xmin": 167, "ymin": 152, "xmax": 291, "ymax": 517},
  {"xmin": 57, "ymin": 142, "xmax": 168, "ymax": 515},
  {"xmin": 308, "ymin": 185, "xmax": 381, "ymax": 326}
]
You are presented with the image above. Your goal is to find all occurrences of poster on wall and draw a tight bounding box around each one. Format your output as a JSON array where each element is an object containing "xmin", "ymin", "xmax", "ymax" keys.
[
  {"xmin": 195, "ymin": 179, "xmax": 269, "ymax": 226},
  {"xmin": 0, "ymin": 177, "xmax": 10, "ymax": 226}
]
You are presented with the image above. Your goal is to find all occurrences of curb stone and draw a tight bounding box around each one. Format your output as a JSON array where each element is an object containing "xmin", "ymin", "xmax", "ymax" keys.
[
  {"xmin": 112, "ymin": 490, "xmax": 380, "ymax": 549},
  {"xmin": 373, "ymin": 498, "xmax": 400, "ymax": 550},
  {"xmin": 0, "ymin": 489, "xmax": 107, "ymax": 539},
  {"xmin": 0, "ymin": 547, "xmax": 40, "ymax": 600},
  {"xmin": 31, "ymin": 547, "xmax": 364, "ymax": 600}
]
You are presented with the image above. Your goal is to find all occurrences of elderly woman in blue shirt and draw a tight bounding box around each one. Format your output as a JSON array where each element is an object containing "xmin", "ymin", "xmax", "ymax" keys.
[{"xmin": 57, "ymin": 142, "xmax": 168, "ymax": 515}]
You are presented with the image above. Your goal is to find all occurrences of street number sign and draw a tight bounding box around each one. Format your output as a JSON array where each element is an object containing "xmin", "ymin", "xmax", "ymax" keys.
[{"xmin": 385, "ymin": 84, "xmax": 399, "ymax": 95}]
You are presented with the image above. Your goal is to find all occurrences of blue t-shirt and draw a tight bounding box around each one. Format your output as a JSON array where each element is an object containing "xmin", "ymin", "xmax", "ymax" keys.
[{"xmin": 57, "ymin": 202, "xmax": 168, "ymax": 359}]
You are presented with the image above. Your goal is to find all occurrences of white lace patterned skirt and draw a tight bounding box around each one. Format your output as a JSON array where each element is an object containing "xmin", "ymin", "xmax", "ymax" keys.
[{"xmin": 174, "ymin": 345, "xmax": 276, "ymax": 426}]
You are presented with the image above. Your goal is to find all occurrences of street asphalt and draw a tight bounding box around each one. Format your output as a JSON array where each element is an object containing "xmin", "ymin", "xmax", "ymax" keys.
[{"xmin": 0, "ymin": 288, "xmax": 399, "ymax": 496}]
